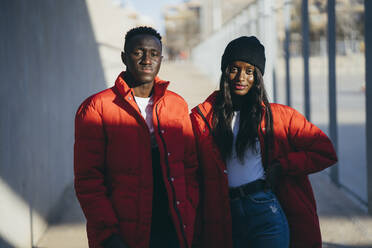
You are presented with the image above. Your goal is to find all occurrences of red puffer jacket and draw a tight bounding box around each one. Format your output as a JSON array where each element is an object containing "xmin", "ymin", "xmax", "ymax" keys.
[
  {"xmin": 190, "ymin": 91, "xmax": 337, "ymax": 248},
  {"xmin": 74, "ymin": 72, "xmax": 199, "ymax": 248}
]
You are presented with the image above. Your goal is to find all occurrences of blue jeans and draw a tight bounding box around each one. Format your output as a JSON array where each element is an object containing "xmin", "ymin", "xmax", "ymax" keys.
[{"xmin": 230, "ymin": 190, "xmax": 290, "ymax": 248}]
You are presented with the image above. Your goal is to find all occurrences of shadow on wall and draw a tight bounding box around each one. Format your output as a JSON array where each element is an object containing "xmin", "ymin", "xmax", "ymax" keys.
[
  {"xmin": 0, "ymin": 237, "xmax": 13, "ymax": 248},
  {"xmin": 0, "ymin": 0, "xmax": 106, "ymax": 247}
]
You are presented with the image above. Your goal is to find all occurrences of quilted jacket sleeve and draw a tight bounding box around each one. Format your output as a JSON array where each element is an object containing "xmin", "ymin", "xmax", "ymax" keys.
[
  {"xmin": 277, "ymin": 107, "xmax": 338, "ymax": 176},
  {"xmin": 74, "ymin": 97, "xmax": 119, "ymax": 244}
]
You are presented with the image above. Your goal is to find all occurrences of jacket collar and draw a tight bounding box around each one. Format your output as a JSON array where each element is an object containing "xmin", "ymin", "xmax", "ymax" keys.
[
  {"xmin": 114, "ymin": 71, "xmax": 170, "ymax": 102},
  {"xmin": 193, "ymin": 91, "xmax": 218, "ymax": 124}
]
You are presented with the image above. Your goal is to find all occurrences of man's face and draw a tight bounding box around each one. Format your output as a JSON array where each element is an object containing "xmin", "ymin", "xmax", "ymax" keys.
[{"xmin": 122, "ymin": 34, "xmax": 162, "ymax": 85}]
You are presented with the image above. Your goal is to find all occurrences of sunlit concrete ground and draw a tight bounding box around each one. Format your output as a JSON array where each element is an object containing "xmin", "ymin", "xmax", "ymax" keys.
[{"xmin": 36, "ymin": 61, "xmax": 372, "ymax": 248}]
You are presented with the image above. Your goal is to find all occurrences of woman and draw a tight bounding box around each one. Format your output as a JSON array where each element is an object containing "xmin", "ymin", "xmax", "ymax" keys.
[{"xmin": 190, "ymin": 36, "xmax": 337, "ymax": 248}]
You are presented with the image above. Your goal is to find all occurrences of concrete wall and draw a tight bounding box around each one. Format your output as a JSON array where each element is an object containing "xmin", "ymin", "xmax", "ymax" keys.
[{"xmin": 0, "ymin": 1, "xmax": 107, "ymax": 247}]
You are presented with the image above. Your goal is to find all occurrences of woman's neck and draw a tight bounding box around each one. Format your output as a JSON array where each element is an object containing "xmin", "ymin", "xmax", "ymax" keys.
[{"xmin": 232, "ymin": 95, "xmax": 244, "ymax": 111}]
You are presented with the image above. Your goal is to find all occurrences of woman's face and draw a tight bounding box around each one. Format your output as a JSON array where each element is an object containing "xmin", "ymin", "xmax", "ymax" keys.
[{"xmin": 227, "ymin": 61, "xmax": 255, "ymax": 96}]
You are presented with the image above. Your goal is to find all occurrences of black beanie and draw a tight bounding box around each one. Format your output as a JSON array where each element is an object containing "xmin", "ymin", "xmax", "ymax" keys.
[{"xmin": 221, "ymin": 36, "xmax": 266, "ymax": 75}]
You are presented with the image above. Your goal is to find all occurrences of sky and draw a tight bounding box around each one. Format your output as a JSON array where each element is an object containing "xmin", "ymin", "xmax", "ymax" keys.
[{"xmin": 113, "ymin": 0, "xmax": 184, "ymax": 34}]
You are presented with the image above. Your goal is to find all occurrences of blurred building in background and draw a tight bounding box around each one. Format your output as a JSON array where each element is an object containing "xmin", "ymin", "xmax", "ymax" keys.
[
  {"xmin": 163, "ymin": 0, "xmax": 257, "ymax": 61},
  {"xmin": 200, "ymin": 0, "xmax": 254, "ymax": 38},
  {"xmin": 164, "ymin": 0, "xmax": 364, "ymax": 60},
  {"xmin": 163, "ymin": 0, "xmax": 201, "ymax": 60}
]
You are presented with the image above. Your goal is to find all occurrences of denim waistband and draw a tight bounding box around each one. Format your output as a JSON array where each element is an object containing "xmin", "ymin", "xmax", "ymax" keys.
[{"xmin": 229, "ymin": 179, "xmax": 266, "ymax": 200}]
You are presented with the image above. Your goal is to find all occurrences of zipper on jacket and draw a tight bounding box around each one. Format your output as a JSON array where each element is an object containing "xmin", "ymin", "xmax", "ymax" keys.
[
  {"xmin": 155, "ymin": 102, "xmax": 188, "ymax": 248},
  {"xmin": 196, "ymin": 106, "xmax": 212, "ymax": 133}
]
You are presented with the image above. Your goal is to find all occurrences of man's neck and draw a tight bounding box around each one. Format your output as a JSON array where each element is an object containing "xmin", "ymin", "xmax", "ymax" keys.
[
  {"xmin": 132, "ymin": 83, "xmax": 154, "ymax": 98},
  {"xmin": 123, "ymin": 73, "xmax": 154, "ymax": 97}
]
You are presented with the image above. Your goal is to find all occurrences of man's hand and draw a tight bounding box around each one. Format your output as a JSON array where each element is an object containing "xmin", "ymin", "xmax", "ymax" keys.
[
  {"xmin": 102, "ymin": 234, "xmax": 128, "ymax": 248},
  {"xmin": 265, "ymin": 160, "xmax": 282, "ymax": 193}
]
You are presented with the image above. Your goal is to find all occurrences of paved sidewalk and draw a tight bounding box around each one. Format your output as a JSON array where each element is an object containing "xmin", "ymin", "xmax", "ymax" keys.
[
  {"xmin": 36, "ymin": 62, "xmax": 372, "ymax": 248},
  {"xmin": 311, "ymin": 172, "xmax": 372, "ymax": 247}
]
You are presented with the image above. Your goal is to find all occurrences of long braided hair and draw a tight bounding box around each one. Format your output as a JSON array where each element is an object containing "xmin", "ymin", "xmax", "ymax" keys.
[{"xmin": 211, "ymin": 66, "xmax": 274, "ymax": 168}]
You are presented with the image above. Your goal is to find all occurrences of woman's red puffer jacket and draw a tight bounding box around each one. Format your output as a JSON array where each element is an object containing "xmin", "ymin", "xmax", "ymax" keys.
[{"xmin": 190, "ymin": 91, "xmax": 337, "ymax": 248}]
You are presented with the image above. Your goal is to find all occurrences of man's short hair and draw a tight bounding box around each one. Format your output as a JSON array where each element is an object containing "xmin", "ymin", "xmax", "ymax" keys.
[{"xmin": 124, "ymin": 26, "xmax": 162, "ymax": 52}]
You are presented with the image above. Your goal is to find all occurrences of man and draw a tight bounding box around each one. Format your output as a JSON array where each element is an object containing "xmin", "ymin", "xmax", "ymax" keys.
[{"xmin": 74, "ymin": 26, "xmax": 199, "ymax": 248}]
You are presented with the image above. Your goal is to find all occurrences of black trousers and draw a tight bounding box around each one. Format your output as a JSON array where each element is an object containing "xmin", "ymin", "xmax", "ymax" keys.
[{"xmin": 150, "ymin": 148, "xmax": 179, "ymax": 248}]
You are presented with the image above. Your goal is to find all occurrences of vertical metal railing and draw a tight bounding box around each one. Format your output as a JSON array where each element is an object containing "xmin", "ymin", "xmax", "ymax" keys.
[
  {"xmin": 365, "ymin": 0, "xmax": 372, "ymax": 215},
  {"xmin": 284, "ymin": 0, "xmax": 291, "ymax": 107},
  {"xmin": 328, "ymin": 0, "xmax": 339, "ymax": 186},
  {"xmin": 302, "ymin": 0, "xmax": 311, "ymax": 121}
]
